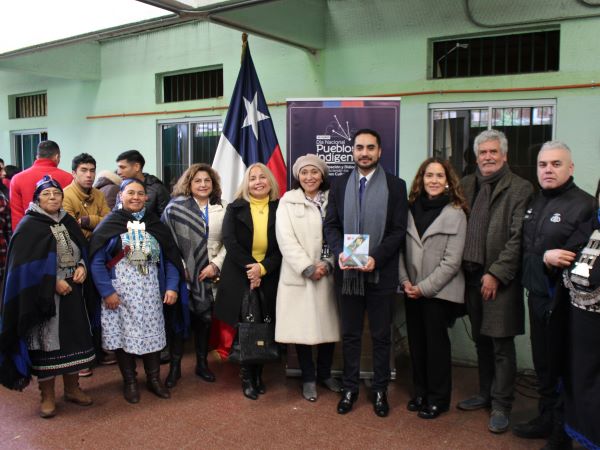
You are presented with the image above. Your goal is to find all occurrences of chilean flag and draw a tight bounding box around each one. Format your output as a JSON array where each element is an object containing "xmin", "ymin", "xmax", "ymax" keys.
[
  {"xmin": 210, "ymin": 40, "xmax": 286, "ymax": 359},
  {"xmin": 212, "ymin": 41, "xmax": 287, "ymax": 201}
]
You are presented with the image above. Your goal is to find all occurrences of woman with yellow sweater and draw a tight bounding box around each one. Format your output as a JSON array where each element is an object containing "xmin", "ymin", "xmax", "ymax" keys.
[{"xmin": 214, "ymin": 163, "xmax": 281, "ymax": 400}]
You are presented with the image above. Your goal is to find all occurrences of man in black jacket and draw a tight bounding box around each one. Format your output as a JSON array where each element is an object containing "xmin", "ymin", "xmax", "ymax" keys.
[
  {"xmin": 515, "ymin": 141, "xmax": 595, "ymax": 449},
  {"xmin": 116, "ymin": 150, "xmax": 170, "ymax": 216},
  {"xmin": 324, "ymin": 128, "xmax": 407, "ymax": 418}
]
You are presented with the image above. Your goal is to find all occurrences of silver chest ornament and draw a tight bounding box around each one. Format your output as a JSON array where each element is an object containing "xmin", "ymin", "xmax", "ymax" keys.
[
  {"xmin": 126, "ymin": 221, "xmax": 151, "ymax": 275},
  {"xmin": 570, "ymin": 229, "xmax": 600, "ymax": 287},
  {"xmin": 550, "ymin": 213, "xmax": 561, "ymax": 223},
  {"xmin": 50, "ymin": 223, "xmax": 76, "ymax": 269}
]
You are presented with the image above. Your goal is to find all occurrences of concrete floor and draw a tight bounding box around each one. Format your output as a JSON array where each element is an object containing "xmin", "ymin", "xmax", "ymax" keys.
[{"xmin": 0, "ymin": 350, "xmax": 549, "ymax": 450}]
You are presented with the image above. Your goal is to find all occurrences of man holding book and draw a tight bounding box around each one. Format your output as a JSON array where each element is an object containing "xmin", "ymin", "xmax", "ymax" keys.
[{"xmin": 324, "ymin": 128, "xmax": 408, "ymax": 417}]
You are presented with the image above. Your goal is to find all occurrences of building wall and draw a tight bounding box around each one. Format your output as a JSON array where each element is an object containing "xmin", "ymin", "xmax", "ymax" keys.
[{"xmin": 2, "ymin": 0, "xmax": 600, "ymax": 368}]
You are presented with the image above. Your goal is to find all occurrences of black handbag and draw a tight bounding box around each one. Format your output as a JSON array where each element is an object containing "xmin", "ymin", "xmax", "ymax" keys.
[{"xmin": 229, "ymin": 287, "xmax": 280, "ymax": 364}]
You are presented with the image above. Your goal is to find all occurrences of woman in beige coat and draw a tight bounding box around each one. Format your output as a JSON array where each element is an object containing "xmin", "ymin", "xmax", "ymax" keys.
[
  {"xmin": 399, "ymin": 157, "xmax": 468, "ymax": 420},
  {"xmin": 275, "ymin": 154, "xmax": 341, "ymax": 402}
]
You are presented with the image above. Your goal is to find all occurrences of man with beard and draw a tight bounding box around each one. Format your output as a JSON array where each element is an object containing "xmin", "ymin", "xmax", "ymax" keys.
[{"xmin": 324, "ymin": 129, "xmax": 407, "ymax": 418}]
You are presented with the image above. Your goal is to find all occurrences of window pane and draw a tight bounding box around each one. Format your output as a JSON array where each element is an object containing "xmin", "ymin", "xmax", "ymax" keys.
[
  {"xmin": 161, "ymin": 124, "xmax": 189, "ymax": 189},
  {"xmin": 191, "ymin": 121, "xmax": 222, "ymax": 165}
]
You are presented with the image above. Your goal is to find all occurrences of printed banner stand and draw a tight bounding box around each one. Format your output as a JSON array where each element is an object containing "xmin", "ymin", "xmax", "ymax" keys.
[{"xmin": 286, "ymin": 97, "xmax": 401, "ymax": 187}]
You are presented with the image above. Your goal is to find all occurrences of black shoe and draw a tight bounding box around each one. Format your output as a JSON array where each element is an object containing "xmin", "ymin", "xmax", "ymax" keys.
[
  {"xmin": 241, "ymin": 366, "xmax": 258, "ymax": 400},
  {"xmin": 407, "ymin": 396, "xmax": 425, "ymax": 412},
  {"xmin": 123, "ymin": 381, "xmax": 140, "ymax": 404},
  {"xmin": 512, "ymin": 414, "xmax": 553, "ymax": 439},
  {"xmin": 373, "ymin": 391, "xmax": 389, "ymax": 417},
  {"xmin": 418, "ymin": 404, "xmax": 448, "ymax": 419},
  {"xmin": 195, "ymin": 361, "xmax": 216, "ymax": 382},
  {"xmin": 337, "ymin": 390, "xmax": 358, "ymax": 414},
  {"xmin": 541, "ymin": 421, "xmax": 572, "ymax": 450}
]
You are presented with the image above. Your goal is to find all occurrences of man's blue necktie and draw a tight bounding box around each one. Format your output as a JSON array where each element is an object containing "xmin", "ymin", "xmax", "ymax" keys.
[{"xmin": 359, "ymin": 176, "xmax": 367, "ymax": 208}]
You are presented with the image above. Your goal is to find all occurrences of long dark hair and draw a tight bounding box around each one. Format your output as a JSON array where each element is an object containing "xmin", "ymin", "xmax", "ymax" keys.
[{"xmin": 408, "ymin": 157, "xmax": 469, "ymax": 213}]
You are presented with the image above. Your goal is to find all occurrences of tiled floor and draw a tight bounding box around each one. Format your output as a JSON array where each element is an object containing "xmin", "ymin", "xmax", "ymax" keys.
[{"xmin": 0, "ymin": 351, "xmax": 548, "ymax": 450}]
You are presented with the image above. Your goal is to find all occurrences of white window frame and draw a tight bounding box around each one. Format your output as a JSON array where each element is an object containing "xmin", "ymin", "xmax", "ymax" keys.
[
  {"xmin": 10, "ymin": 128, "xmax": 48, "ymax": 168},
  {"xmin": 156, "ymin": 116, "xmax": 222, "ymax": 181}
]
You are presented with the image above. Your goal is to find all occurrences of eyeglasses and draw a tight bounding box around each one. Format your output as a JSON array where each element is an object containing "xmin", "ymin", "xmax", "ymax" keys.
[{"xmin": 39, "ymin": 190, "xmax": 63, "ymax": 198}]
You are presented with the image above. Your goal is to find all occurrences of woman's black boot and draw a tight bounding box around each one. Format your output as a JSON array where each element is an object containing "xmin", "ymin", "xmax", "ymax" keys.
[
  {"xmin": 165, "ymin": 335, "xmax": 183, "ymax": 388},
  {"xmin": 241, "ymin": 365, "xmax": 258, "ymax": 400},
  {"xmin": 192, "ymin": 314, "xmax": 216, "ymax": 382},
  {"xmin": 115, "ymin": 349, "xmax": 140, "ymax": 403},
  {"xmin": 143, "ymin": 352, "xmax": 170, "ymax": 399}
]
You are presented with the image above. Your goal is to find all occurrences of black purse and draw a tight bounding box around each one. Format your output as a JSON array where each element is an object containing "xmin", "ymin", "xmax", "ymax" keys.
[{"xmin": 229, "ymin": 287, "xmax": 280, "ymax": 364}]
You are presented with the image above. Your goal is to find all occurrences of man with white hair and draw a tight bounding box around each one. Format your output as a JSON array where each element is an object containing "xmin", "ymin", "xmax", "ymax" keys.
[
  {"xmin": 515, "ymin": 141, "xmax": 594, "ymax": 449},
  {"xmin": 456, "ymin": 129, "xmax": 533, "ymax": 434}
]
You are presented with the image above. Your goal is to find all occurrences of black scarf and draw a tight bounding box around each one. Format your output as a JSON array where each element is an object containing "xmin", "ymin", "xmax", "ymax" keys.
[
  {"xmin": 411, "ymin": 193, "xmax": 449, "ymax": 238},
  {"xmin": 90, "ymin": 209, "xmax": 183, "ymax": 272}
]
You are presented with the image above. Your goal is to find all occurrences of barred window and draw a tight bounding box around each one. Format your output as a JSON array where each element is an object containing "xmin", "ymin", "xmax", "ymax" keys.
[
  {"xmin": 433, "ymin": 30, "xmax": 559, "ymax": 79},
  {"xmin": 430, "ymin": 100, "xmax": 555, "ymax": 186},
  {"xmin": 14, "ymin": 92, "xmax": 47, "ymax": 118},
  {"xmin": 160, "ymin": 67, "xmax": 223, "ymax": 103}
]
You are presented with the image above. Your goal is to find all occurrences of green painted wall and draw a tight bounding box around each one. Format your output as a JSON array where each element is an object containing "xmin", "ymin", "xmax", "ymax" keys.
[{"xmin": 2, "ymin": 0, "xmax": 600, "ymax": 369}]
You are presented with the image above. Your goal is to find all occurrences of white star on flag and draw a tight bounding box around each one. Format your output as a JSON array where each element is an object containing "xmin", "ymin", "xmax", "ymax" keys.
[{"xmin": 242, "ymin": 93, "xmax": 270, "ymax": 139}]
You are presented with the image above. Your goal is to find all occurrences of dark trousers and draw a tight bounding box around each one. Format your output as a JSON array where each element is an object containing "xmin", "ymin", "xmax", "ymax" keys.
[
  {"xmin": 528, "ymin": 293, "xmax": 560, "ymax": 416},
  {"xmin": 340, "ymin": 291, "xmax": 394, "ymax": 393},
  {"xmin": 466, "ymin": 284, "xmax": 516, "ymax": 413},
  {"xmin": 295, "ymin": 343, "xmax": 335, "ymax": 382},
  {"xmin": 405, "ymin": 297, "xmax": 454, "ymax": 408}
]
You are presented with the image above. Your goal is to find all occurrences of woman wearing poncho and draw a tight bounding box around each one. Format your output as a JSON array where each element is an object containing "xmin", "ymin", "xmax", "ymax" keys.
[
  {"xmin": 89, "ymin": 178, "xmax": 187, "ymax": 404},
  {"xmin": 562, "ymin": 179, "xmax": 600, "ymax": 450},
  {"xmin": 161, "ymin": 163, "xmax": 226, "ymax": 387},
  {"xmin": 0, "ymin": 175, "xmax": 95, "ymax": 418}
]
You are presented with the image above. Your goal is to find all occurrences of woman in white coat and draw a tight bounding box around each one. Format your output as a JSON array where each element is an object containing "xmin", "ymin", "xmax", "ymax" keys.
[
  {"xmin": 275, "ymin": 154, "xmax": 341, "ymax": 402},
  {"xmin": 399, "ymin": 157, "xmax": 468, "ymax": 419}
]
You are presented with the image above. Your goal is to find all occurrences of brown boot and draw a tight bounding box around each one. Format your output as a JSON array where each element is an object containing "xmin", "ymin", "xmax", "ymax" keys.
[
  {"xmin": 63, "ymin": 373, "xmax": 93, "ymax": 406},
  {"xmin": 38, "ymin": 378, "xmax": 56, "ymax": 418}
]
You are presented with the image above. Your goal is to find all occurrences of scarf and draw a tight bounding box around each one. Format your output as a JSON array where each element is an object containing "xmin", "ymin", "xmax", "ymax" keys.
[
  {"xmin": 342, "ymin": 165, "xmax": 389, "ymax": 295},
  {"xmin": 411, "ymin": 193, "xmax": 449, "ymax": 238},
  {"xmin": 463, "ymin": 163, "xmax": 509, "ymax": 270},
  {"xmin": 162, "ymin": 196, "xmax": 213, "ymax": 315}
]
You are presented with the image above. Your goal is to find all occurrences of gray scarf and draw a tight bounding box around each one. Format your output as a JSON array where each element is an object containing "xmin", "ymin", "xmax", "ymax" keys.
[
  {"xmin": 162, "ymin": 196, "xmax": 213, "ymax": 315},
  {"xmin": 463, "ymin": 163, "xmax": 509, "ymax": 270},
  {"xmin": 342, "ymin": 165, "xmax": 389, "ymax": 295}
]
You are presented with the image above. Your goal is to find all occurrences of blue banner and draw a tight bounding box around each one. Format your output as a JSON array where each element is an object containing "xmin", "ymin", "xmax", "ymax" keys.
[{"xmin": 286, "ymin": 98, "xmax": 401, "ymax": 186}]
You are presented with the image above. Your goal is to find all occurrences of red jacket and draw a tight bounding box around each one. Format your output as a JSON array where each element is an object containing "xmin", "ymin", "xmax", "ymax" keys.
[{"xmin": 10, "ymin": 159, "xmax": 73, "ymax": 229}]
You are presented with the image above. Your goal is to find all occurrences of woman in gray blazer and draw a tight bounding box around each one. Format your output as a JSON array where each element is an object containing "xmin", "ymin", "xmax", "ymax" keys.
[{"xmin": 399, "ymin": 158, "xmax": 468, "ymax": 419}]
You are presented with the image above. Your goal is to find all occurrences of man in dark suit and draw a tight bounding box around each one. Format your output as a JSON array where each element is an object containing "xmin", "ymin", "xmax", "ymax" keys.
[{"xmin": 324, "ymin": 128, "xmax": 408, "ymax": 417}]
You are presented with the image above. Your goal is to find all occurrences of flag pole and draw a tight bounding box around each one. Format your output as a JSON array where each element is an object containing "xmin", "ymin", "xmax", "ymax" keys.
[{"xmin": 241, "ymin": 33, "xmax": 248, "ymax": 64}]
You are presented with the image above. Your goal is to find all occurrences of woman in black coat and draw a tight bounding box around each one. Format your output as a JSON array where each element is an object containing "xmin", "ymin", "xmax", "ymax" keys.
[{"xmin": 214, "ymin": 163, "xmax": 281, "ymax": 400}]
